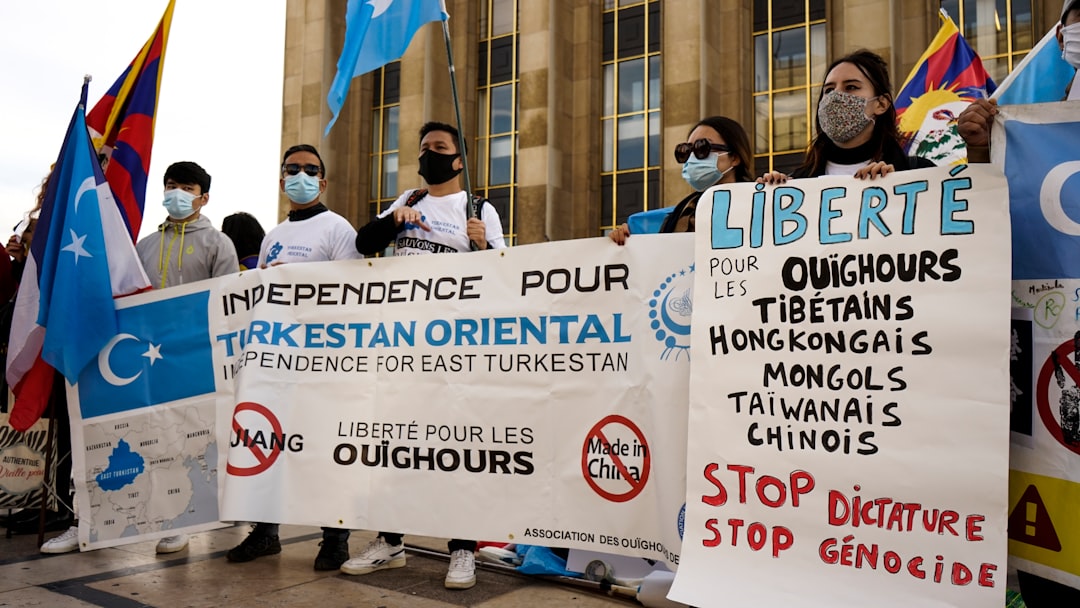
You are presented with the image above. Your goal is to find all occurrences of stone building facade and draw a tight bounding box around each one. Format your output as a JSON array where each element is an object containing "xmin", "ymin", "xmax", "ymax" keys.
[{"xmin": 280, "ymin": 0, "xmax": 1061, "ymax": 244}]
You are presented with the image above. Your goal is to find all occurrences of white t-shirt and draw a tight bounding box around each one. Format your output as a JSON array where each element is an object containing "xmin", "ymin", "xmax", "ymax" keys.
[
  {"xmin": 379, "ymin": 189, "xmax": 507, "ymax": 255},
  {"xmin": 259, "ymin": 209, "xmax": 361, "ymax": 266},
  {"xmin": 823, "ymin": 160, "xmax": 868, "ymax": 176}
]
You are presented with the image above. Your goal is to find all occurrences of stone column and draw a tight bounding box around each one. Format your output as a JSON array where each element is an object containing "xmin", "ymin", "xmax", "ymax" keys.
[{"xmin": 661, "ymin": 0, "xmax": 749, "ymax": 204}]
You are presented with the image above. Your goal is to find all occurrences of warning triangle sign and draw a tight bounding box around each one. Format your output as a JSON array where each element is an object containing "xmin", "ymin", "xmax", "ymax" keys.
[{"xmin": 1008, "ymin": 484, "xmax": 1062, "ymax": 551}]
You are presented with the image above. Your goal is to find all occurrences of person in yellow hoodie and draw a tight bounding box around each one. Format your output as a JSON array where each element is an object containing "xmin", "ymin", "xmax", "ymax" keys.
[
  {"xmin": 130, "ymin": 161, "xmax": 237, "ymax": 556},
  {"xmin": 136, "ymin": 161, "xmax": 238, "ymax": 289}
]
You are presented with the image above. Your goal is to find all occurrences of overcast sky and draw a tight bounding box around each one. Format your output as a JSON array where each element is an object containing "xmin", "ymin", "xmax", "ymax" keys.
[{"xmin": 0, "ymin": 0, "xmax": 287, "ymax": 242}]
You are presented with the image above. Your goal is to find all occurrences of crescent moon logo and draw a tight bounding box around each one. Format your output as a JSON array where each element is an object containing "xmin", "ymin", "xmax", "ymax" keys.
[
  {"xmin": 73, "ymin": 176, "xmax": 97, "ymax": 214},
  {"xmin": 1039, "ymin": 161, "xmax": 1080, "ymax": 236},
  {"xmin": 367, "ymin": 0, "xmax": 393, "ymax": 19},
  {"xmin": 98, "ymin": 333, "xmax": 142, "ymax": 386}
]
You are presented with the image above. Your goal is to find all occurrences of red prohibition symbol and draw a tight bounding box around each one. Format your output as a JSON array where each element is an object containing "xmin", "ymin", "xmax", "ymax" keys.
[
  {"xmin": 1035, "ymin": 338, "xmax": 1080, "ymax": 456},
  {"xmin": 226, "ymin": 402, "xmax": 284, "ymax": 477},
  {"xmin": 581, "ymin": 414, "xmax": 651, "ymax": 502}
]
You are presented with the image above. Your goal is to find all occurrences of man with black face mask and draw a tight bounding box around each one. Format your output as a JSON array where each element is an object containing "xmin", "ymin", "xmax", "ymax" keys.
[
  {"xmin": 346, "ymin": 122, "xmax": 504, "ymax": 590},
  {"xmin": 354, "ymin": 121, "xmax": 505, "ymax": 255}
]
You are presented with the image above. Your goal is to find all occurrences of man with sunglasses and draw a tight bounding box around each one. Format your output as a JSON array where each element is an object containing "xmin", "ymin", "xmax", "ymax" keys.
[
  {"xmin": 227, "ymin": 144, "xmax": 360, "ymax": 571},
  {"xmin": 344, "ymin": 121, "xmax": 505, "ymax": 590},
  {"xmin": 255, "ymin": 144, "xmax": 361, "ymax": 267},
  {"xmin": 251, "ymin": 144, "xmax": 358, "ymax": 268}
]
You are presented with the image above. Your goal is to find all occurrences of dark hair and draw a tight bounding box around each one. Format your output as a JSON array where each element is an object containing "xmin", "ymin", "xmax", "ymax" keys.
[
  {"xmin": 282, "ymin": 144, "xmax": 326, "ymax": 178},
  {"xmin": 221, "ymin": 212, "xmax": 266, "ymax": 258},
  {"xmin": 795, "ymin": 49, "xmax": 899, "ymax": 178},
  {"xmin": 419, "ymin": 121, "xmax": 464, "ymax": 154},
  {"xmin": 1065, "ymin": 0, "xmax": 1080, "ymax": 23},
  {"xmin": 164, "ymin": 161, "xmax": 211, "ymax": 194},
  {"xmin": 692, "ymin": 116, "xmax": 754, "ymax": 183}
]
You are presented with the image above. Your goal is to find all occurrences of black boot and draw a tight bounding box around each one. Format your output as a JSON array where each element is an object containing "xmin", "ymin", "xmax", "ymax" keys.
[
  {"xmin": 314, "ymin": 536, "xmax": 350, "ymax": 570},
  {"xmin": 226, "ymin": 528, "xmax": 282, "ymax": 562}
]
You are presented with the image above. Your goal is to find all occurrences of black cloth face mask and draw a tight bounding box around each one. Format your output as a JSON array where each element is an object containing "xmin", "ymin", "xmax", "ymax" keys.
[{"xmin": 418, "ymin": 149, "xmax": 462, "ymax": 185}]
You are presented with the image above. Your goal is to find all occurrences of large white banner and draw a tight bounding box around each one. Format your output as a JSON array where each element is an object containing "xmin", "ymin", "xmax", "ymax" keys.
[
  {"xmin": 66, "ymin": 236, "xmax": 694, "ymax": 561},
  {"xmin": 995, "ymin": 101, "xmax": 1080, "ymax": 590},
  {"xmin": 220, "ymin": 236, "xmax": 691, "ymax": 565},
  {"xmin": 670, "ymin": 166, "xmax": 1011, "ymax": 607}
]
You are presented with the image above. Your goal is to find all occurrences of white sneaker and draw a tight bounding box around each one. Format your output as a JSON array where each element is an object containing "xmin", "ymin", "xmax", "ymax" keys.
[
  {"xmin": 340, "ymin": 536, "xmax": 406, "ymax": 575},
  {"xmin": 41, "ymin": 525, "xmax": 79, "ymax": 554},
  {"xmin": 444, "ymin": 549, "xmax": 476, "ymax": 589},
  {"xmin": 156, "ymin": 534, "xmax": 189, "ymax": 554}
]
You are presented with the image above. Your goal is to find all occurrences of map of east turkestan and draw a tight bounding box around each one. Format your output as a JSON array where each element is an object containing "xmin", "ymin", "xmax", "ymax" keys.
[{"xmin": 81, "ymin": 401, "xmax": 219, "ymax": 543}]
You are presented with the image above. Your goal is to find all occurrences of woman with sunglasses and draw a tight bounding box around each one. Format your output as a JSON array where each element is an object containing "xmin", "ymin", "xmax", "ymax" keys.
[
  {"xmin": 759, "ymin": 49, "xmax": 935, "ymax": 184},
  {"xmin": 610, "ymin": 116, "xmax": 752, "ymax": 244}
]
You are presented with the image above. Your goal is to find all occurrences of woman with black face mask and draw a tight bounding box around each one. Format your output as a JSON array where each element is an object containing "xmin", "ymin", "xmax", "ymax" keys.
[
  {"xmin": 609, "ymin": 115, "xmax": 753, "ymax": 245},
  {"xmin": 759, "ymin": 49, "xmax": 936, "ymax": 185}
]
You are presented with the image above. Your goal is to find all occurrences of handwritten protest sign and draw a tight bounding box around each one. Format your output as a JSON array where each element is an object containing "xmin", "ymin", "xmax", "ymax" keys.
[{"xmin": 670, "ymin": 165, "xmax": 1011, "ymax": 607}]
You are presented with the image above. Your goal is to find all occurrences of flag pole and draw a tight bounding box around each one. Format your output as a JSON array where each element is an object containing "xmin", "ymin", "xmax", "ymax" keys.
[{"xmin": 438, "ymin": 5, "xmax": 480, "ymax": 236}]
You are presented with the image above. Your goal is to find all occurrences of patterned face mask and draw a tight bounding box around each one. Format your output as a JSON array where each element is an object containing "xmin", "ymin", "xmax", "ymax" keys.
[{"xmin": 818, "ymin": 90, "xmax": 877, "ymax": 144}]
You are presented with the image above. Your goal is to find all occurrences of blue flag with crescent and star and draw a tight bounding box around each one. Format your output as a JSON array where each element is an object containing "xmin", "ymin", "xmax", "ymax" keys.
[
  {"xmin": 76, "ymin": 290, "xmax": 215, "ymax": 418},
  {"xmin": 36, "ymin": 82, "xmax": 119, "ymax": 382},
  {"xmin": 1001, "ymin": 110, "xmax": 1080, "ymax": 280},
  {"xmin": 325, "ymin": 0, "xmax": 447, "ymax": 133}
]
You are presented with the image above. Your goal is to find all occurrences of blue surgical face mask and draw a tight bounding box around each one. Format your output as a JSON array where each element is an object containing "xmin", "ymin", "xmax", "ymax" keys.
[
  {"xmin": 163, "ymin": 189, "xmax": 198, "ymax": 219},
  {"xmin": 682, "ymin": 153, "xmax": 730, "ymax": 192},
  {"xmin": 284, "ymin": 173, "xmax": 321, "ymax": 204}
]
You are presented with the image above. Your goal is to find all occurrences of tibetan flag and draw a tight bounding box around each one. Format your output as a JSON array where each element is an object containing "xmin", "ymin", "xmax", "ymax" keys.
[
  {"xmin": 325, "ymin": 0, "xmax": 448, "ymax": 133},
  {"xmin": 895, "ymin": 12, "xmax": 996, "ymax": 165},
  {"xmin": 6, "ymin": 81, "xmax": 150, "ymax": 432},
  {"xmin": 87, "ymin": 0, "xmax": 174, "ymax": 241},
  {"xmin": 994, "ymin": 26, "xmax": 1076, "ymax": 105}
]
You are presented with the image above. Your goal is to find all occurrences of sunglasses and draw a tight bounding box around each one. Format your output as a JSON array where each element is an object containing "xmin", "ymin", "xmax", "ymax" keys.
[
  {"xmin": 674, "ymin": 139, "xmax": 730, "ymax": 164},
  {"xmin": 282, "ymin": 163, "xmax": 322, "ymax": 177}
]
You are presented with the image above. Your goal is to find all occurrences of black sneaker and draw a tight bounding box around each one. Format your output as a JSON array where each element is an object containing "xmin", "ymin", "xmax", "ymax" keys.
[
  {"xmin": 313, "ymin": 538, "xmax": 349, "ymax": 571},
  {"xmin": 8, "ymin": 511, "xmax": 74, "ymax": 535},
  {"xmin": 0, "ymin": 509, "xmax": 41, "ymax": 527},
  {"xmin": 226, "ymin": 531, "xmax": 281, "ymax": 562}
]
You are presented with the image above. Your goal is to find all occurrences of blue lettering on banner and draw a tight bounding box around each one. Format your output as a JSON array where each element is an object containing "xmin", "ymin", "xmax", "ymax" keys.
[
  {"xmin": 215, "ymin": 314, "xmax": 632, "ymax": 354},
  {"xmin": 710, "ymin": 175, "xmax": 975, "ymax": 250}
]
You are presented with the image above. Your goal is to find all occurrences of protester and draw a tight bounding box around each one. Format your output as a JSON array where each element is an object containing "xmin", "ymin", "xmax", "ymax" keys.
[
  {"xmin": 3, "ymin": 212, "xmax": 37, "ymax": 297},
  {"xmin": 136, "ymin": 161, "xmax": 238, "ymax": 290},
  {"xmin": 132, "ymin": 162, "xmax": 238, "ymax": 554},
  {"xmin": 0, "ymin": 174, "xmax": 78, "ymax": 552},
  {"xmin": 955, "ymin": 5, "xmax": 1080, "ymax": 605},
  {"xmin": 759, "ymin": 49, "xmax": 935, "ymax": 184},
  {"xmin": 957, "ymin": 1, "xmax": 1080, "ymax": 162},
  {"xmin": 221, "ymin": 212, "xmax": 265, "ymax": 270},
  {"xmin": 345, "ymin": 121, "xmax": 506, "ymax": 589},
  {"xmin": 4, "ymin": 173, "xmax": 47, "ymax": 288},
  {"xmin": 226, "ymin": 144, "xmax": 360, "ymax": 571},
  {"xmin": 609, "ymin": 116, "xmax": 752, "ymax": 245}
]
